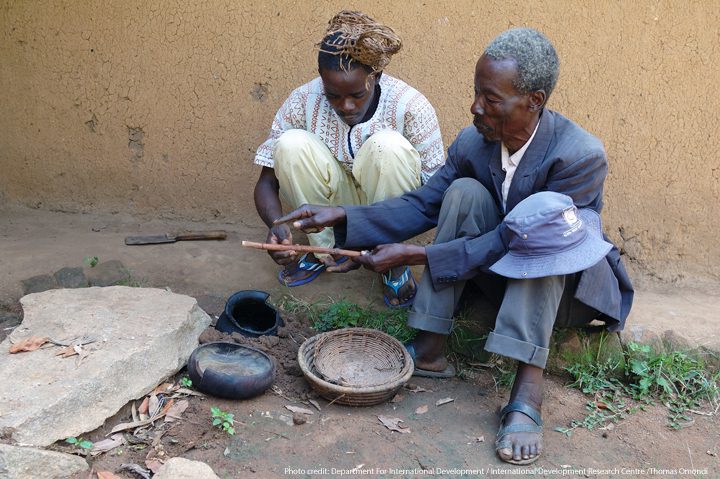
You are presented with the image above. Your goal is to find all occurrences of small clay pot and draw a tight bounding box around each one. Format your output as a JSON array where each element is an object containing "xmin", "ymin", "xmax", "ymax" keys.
[
  {"xmin": 187, "ymin": 342, "xmax": 275, "ymax": 399},
  {"xmin": 215, "ymin": 290, "xmax": 282, "ymax": 337}
]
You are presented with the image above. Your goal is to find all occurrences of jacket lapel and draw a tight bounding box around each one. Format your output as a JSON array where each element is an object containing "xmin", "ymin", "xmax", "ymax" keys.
[
  {"xmin": 486, "ymin": 142, "xmax": 504, "ymax": 207},
  {"xmin": 506, "ymin": 109, "xmax": 555, "ymax": 211}
]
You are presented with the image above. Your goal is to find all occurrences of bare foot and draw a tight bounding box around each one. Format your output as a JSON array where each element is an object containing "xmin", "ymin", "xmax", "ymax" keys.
[
  {"xmin": 496, "ymin": 363, "xmax": 544, "ymax": 464},
  {"xmin": 408, "ymin": 331, "xmax": 448, "ymax": 372}
]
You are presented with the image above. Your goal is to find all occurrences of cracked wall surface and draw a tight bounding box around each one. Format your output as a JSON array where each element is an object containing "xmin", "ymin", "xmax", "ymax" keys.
[{"xmin": 1, "ymin": 0, "xmax": 718, "ymax": 283}]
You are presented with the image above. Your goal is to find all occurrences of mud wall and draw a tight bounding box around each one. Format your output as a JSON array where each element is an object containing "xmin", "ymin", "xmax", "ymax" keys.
[{"xmin": 1, "ymin": 0, "xmax": 718, "ymax": 283}]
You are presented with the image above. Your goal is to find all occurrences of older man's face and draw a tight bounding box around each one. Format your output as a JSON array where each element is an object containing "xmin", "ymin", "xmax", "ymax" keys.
[{"xmin": 471, "ymin": 54, "xmax": 536, "ymax": 151}]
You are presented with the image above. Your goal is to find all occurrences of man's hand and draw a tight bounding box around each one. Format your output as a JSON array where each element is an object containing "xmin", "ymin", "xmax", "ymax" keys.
[
  {"xmin": 355, "ymin": 244, "xmax": 427, "ymax": 272},
  {"xmin": 273, "ymin": 204, "xmax": 346, "ymax": 234},
  {"xmin": 266, "ymin": 223, "xmax": 296, "ymax": 266}
]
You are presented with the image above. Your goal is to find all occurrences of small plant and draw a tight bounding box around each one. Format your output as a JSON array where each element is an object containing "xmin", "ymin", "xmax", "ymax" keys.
[
  {"xmin": 65, "ymin": 436, "xmax": 93, "ymax": 450},
  {"xmin": 180, "ymin": 376, "xmax": 193, "ymax": 388},
  {"xmin": 560, "ymin": 335, "xmax": 719, "ymax": 434},
  {"xmin": 625, "ymin": 342, "xmax": 720, "ymax": 428},
  {"xmin": 211, "ymin": 406, "xmax": 235, "ymax": 435},
  {"xmin": 83, "ymin": 256, "xmax": 99, "ymax": 268},
  {"xmin": 313, "ymin": 299, "xmax": 415, "ymax": 343}
]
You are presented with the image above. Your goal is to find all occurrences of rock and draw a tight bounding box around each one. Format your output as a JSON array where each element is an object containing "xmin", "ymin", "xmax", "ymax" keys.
[
  {"xmin": 86, "ymin": 260, "xmax": 130, "ymax": 286},
  {"xmin": 0, "ymin": 444, "xmax": 88, "ymax": 479},
  {"xmin": 662, "ymin": 330, "xmax": 691, "ymax": 352},
  {"xmin": 20, "ymin": 274, "xmax": 57, "ymax": 295},
  {"xmin": 0, "ymin": 286, "xmax": 211, "ymax": 447},
  {"xmin": 153, "ymin": 457, "xmax": 220, "ymax": 479},
  {"xmin": 620, "ymin": 324, "xmax": 665, "ymax": 353},
  {"xmin": 53, "ymin": 267, "xmax": 88, "ymax": 289},
  {"xmin": 292, "ymin": 412, "xmax": 307, "ymax": 425}
]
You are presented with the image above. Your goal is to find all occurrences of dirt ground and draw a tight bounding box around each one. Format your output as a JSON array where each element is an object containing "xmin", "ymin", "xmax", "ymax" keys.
[{"xmin": 1, "ymin": 203, "xmax": 718, "ymax": 479}]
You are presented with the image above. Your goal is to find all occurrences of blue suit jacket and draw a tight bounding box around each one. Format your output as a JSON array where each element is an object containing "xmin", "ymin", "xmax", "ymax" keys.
[{"xmin": 337, "ymin": 109, "xmax": 633, "ymax": 330}]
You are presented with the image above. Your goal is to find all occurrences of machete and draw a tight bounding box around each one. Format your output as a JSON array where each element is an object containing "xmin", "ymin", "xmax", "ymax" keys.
[{"xmin": 124, "ymin": 230, "xmax": 227, "ymax": 245}]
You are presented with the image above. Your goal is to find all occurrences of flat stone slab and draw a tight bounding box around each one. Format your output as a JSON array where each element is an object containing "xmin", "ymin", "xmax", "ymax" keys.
[
  {"xmin": 0, "ymin": 444, "xmax": 88, "ymax": 479},
  {"xmin": 0, "ymin": 286, "xmax": 211, "ymax": 447}
]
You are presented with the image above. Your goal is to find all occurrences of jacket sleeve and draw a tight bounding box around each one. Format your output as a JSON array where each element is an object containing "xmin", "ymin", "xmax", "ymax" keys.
[
  {"xmin": 426, "ymin": 137, "xmax": 609, "ymax": 290},
  {"xmin": 335, "ymin": 138, "xmax": 463, "ymax": 249}
]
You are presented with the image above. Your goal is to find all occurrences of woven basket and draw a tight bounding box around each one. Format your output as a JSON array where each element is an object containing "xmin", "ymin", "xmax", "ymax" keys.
[{"xmin": 298, "ymin": 328, "xmax": 414, "ymax": 406}]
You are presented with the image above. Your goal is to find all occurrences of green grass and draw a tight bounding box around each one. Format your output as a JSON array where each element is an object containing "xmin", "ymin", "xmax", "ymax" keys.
[
  {"xmin": 558, "ymin": 332, "xmax": 719, "ymax": 435},
  {"xmin": 277, "ymin": 294, "xmax": 415, "ymax": 343}
]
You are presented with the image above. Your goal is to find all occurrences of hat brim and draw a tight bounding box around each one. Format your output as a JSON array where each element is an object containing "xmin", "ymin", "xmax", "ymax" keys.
[{"xmin": 489, "ymin": 209, "xmax": 612, "ymax": 279}]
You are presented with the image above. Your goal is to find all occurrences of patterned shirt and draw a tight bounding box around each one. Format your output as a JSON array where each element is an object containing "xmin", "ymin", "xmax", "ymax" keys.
[{"xmin": 254, "ymin": 74, "xmax": 445, "ymax": 184}]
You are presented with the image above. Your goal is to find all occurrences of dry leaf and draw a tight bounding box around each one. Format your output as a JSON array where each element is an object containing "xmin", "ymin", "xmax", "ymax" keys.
[
  {"xmin": 415, "ymin": 405, "xmax": 429, "ymax": 415},
  {"xmin": 308, "ymin": 399, "xmax": 321, "ymax": 411},
  {"xmin": 90, "ymin": 434, "xmax": 126, "ymax": 456},
  {"xmin": 9, "ymin": 336, "xmax": 48, "ymax": 353},
  {"xmin": 595, "ymin": 401, "xmax": 610, "ymax": 410},
  {"xmin": 285, "ymin": 405, "xmax": 314, "ymax": 415},
  {"xmin": 152, "ymin": 383, "xmax": 173, "ymax": 395},
  {"xmin": 390, "ymin": 393, "xmax": 405, "ymax": 403},
  {"xmin": 74, "ymin": 344, "xmax": 89, "ymax": 366},
  {"xmin": 160, "ymin": 398, "xmax": 175, "ymax": 415},
  {"xmin": 172, "ymin": 387, "xmax": 205, "ymax": 397},
  {"xmin": 138, "ymin": 397, "xmax": 149, "ymax": 415},
  {"xmin": 148, "ymin": 394, "xmax": 160, "ymax": 418},
  {"xmin": 145, "ymin": 458, "xmax": 164, "ymax": 474},
  {"xmin": 110, "ymin": 413, "xmax": 166, "ymax": 434},
  {"xmin": 55, "ymin": 346, "xmax": 77, "ymax": 358},
  {"xmin": 404, "ymin": 383, "xmax": 431, "ymax": 393},
  {"xmin": 378, "ymin": 415, "xmax": 411, "ymax": 434},
  {"xmin": 164, "ymin": 399, "xmax": 189, "ymax": 422},
  {"xmin": 97, "ymin": 471, "xmax": 124, "ymax": 479},
  {"xmin": 435, "ymin": 397, "xmax": 454, "ymax": 406}
]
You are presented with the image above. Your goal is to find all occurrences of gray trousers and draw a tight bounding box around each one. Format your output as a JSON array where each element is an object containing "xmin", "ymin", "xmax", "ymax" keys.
[{"xmin": 407, "ymin": 178, "xmax": 599, "ymax": 368}]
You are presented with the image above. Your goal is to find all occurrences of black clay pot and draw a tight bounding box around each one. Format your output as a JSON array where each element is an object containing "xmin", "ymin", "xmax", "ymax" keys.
[
  {"xmin": 187, "ymin": 342, "xmax": 275, "ymax": 399},
  {"xmin": 215, "ymin": 290, "xmax": 282, "ymax": 337}
]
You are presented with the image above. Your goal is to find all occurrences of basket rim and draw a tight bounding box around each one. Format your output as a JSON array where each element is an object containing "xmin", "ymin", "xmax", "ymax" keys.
[{"xmin": 298, "ymin": 327, "xmax": 414, "ymax": 395}]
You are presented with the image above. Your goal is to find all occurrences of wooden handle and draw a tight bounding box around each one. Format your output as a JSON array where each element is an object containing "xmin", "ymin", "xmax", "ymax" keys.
[
  {"xmin": 241, "ymin": 241, "xmax": 364, "ymax": 257},
  {"xmin": 175, "ymin": 230, "xmax": 227, "ymax": 241}
]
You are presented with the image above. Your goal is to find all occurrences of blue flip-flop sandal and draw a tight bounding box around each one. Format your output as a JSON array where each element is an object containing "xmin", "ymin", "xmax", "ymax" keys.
[
  {"xmin": 278, "ymin": 254, "xmax": 348, "ymax": 287},
  {"xmin": 382, "ymin": 265, "xmax": 417, "ymax": 309}
]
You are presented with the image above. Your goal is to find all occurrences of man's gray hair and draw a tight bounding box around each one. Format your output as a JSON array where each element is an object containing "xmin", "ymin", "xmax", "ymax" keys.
[{"xmin": 484, "ymin": 28, "xmax": 559, "ymax": 100}]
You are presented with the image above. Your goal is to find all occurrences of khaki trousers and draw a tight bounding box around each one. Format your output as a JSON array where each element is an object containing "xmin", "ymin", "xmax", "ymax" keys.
[{"xmin": 273, "ymin": 129, "xmax": 422, "ymax": 251}]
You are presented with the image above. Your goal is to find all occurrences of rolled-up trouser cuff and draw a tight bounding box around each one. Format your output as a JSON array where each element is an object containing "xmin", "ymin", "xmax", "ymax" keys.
[
  {"xmin": 484, "ymin": 331, "xmax": 549, "ymax": 368},
  {"xmin": 408, "ymin": 310, "xmax": 453, "ymax": 335}
]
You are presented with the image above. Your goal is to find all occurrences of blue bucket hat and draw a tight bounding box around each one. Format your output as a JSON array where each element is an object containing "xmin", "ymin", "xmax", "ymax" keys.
[{"xmin": 490, "ymin": 191, "xmax": 612, "ymax": 279}]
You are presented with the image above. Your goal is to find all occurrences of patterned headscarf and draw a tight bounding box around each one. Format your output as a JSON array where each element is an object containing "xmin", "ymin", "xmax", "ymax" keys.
[{"xmin": 318, "ymin": 10, "xmax": 402, "ymax": 73}]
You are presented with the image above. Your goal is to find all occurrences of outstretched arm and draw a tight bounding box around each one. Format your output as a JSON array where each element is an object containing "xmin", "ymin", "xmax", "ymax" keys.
[
  {"xmin": 254, "ymin": 167, "xmax": 296, "ymax": 265},
  {"xmin": 273, "ymin": 204, "xmax": 347, "ymax": 234}
]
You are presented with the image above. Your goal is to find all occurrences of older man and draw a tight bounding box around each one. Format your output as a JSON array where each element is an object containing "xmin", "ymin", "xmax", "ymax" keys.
[{"xmin": 276, "ymin": 28, "xmax": 633, "ymax": 465}]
